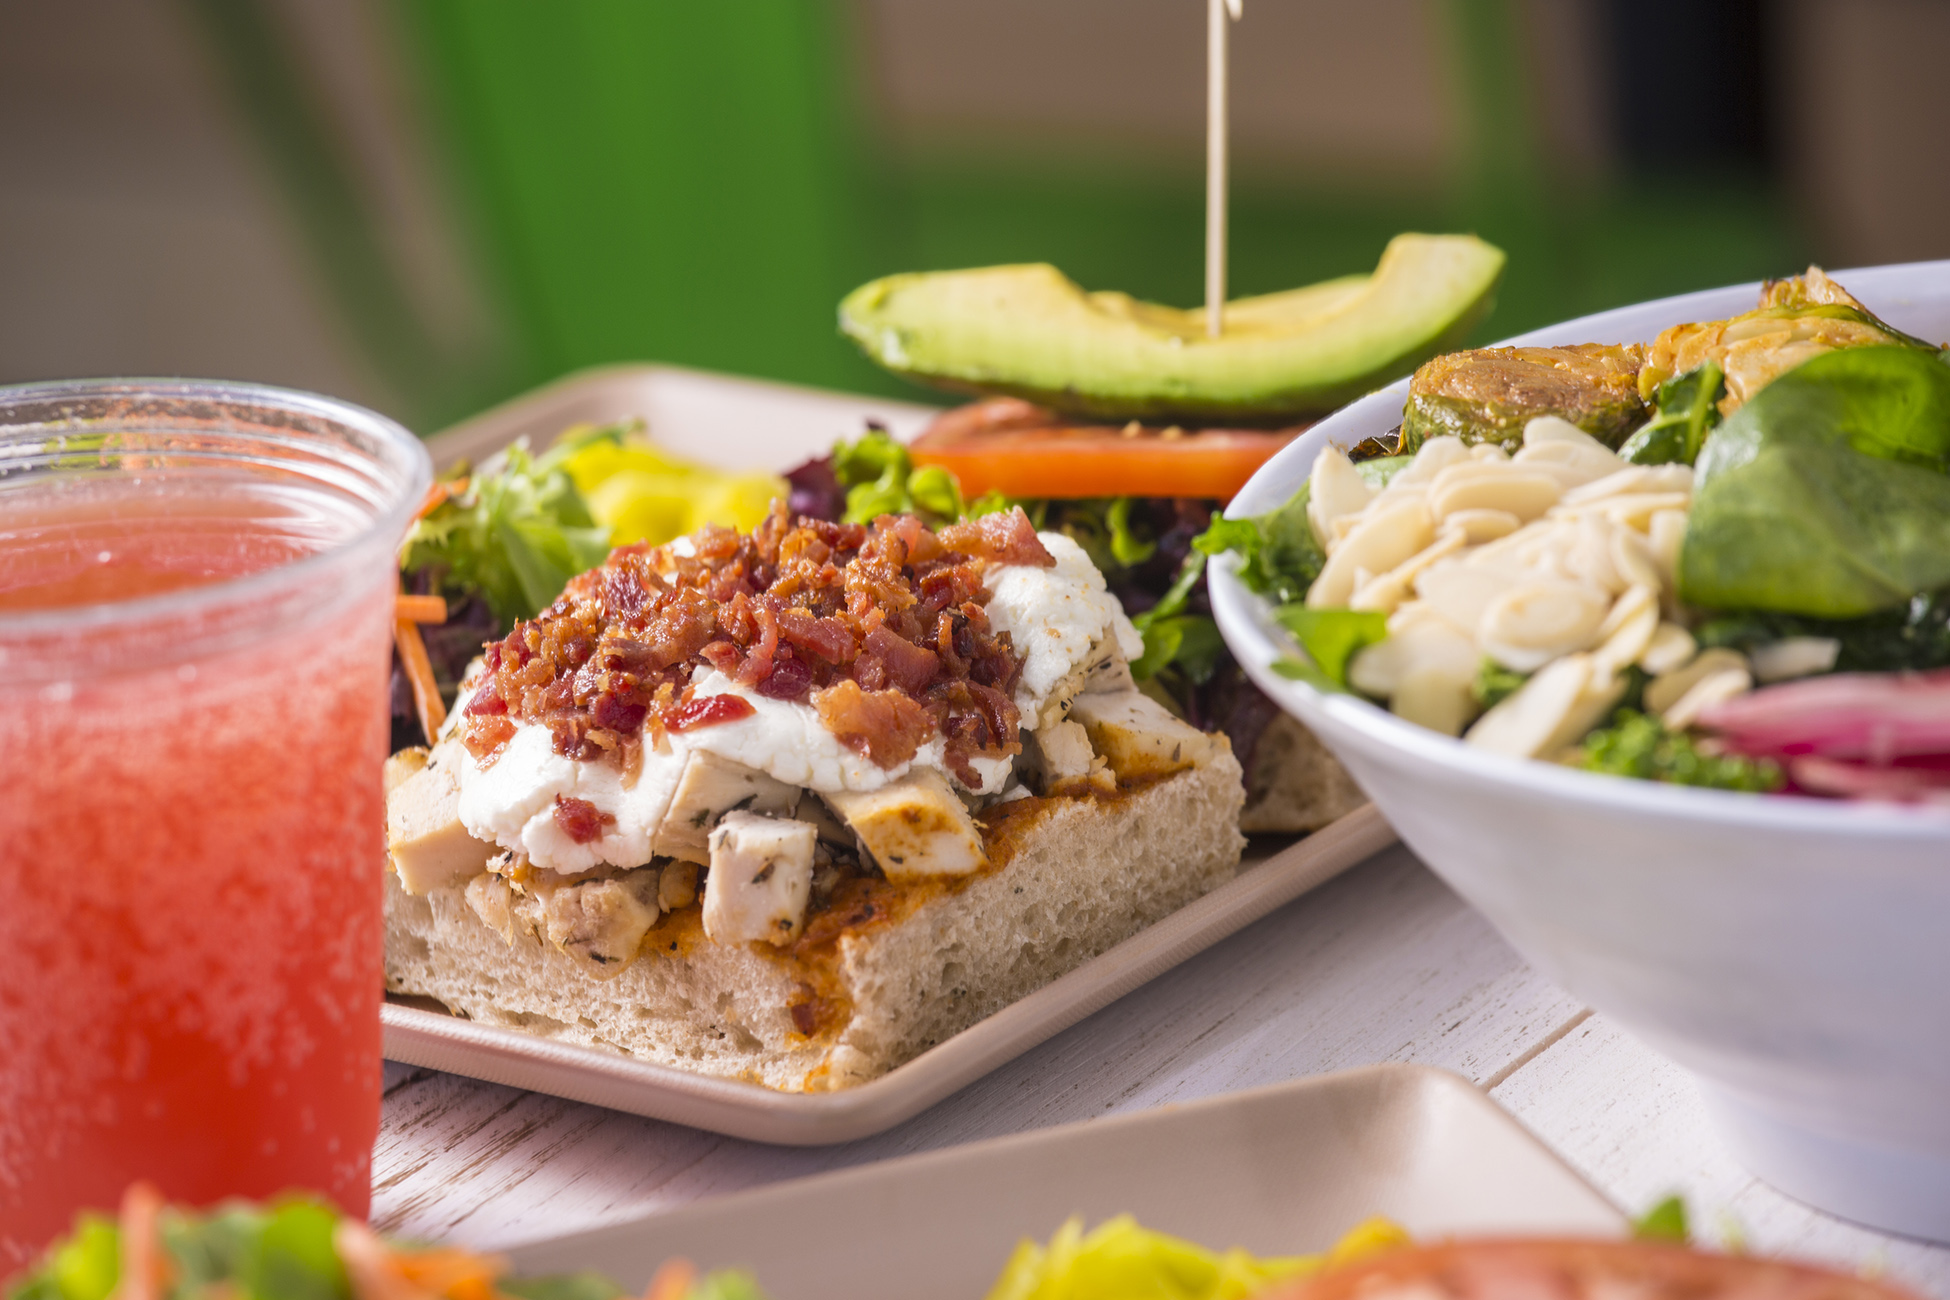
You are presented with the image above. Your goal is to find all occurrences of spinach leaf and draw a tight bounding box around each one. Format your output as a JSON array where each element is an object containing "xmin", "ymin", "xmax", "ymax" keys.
[
  {"xmin": 1272, "ymin": 607, "xmax": 1388, "ymax": 690},
  {"xmin": 1620, "ymin": 362, "xmax": 1723, "ymax": 465},
  {"xmin": 1694, "ymin": 587, "xmax": 1950, "ymax": 673},
  {"xmin": 1679, "ymin": 345, "xmax": 1950, "ymax": 618}
]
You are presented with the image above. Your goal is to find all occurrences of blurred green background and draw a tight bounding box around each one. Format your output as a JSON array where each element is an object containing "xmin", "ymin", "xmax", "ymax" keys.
[{"xmin": 3, "ymin": 0, "xmax": 1943, "ymax": 433}]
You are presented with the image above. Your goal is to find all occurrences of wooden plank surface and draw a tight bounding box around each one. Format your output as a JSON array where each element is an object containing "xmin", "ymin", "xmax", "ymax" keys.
[{"xmin": 372, "ymin": 845, "xmax": 1950, "ymax": 1297}]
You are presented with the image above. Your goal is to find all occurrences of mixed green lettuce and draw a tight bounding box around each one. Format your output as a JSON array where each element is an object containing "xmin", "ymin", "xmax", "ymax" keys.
[
  {"xmin": 831, "ymin": 429, "xmax": 1009, "ymax": 525},
  {"xmin": 824, "ymin": 431, "xmax": 1228, "ymax": 695},
  {"xmin": 404, "ymin": 432, "xmax": 614, "ymax": 628}
]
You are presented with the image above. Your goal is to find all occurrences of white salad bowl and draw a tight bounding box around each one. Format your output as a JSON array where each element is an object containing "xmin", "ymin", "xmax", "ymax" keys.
[{"xmin": 1209, "ymin": 261, "xmax": 1950, "ymax": 1242}]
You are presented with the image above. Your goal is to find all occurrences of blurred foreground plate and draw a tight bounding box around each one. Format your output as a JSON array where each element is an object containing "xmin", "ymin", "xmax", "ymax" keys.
[
  {"xmin": 384, "ymin": 364, "xmax": 1397, "ymax": 1143},
  {"xmin": 506, "ymin": 1063, "xmax": 1624, "ymax": 1300}
]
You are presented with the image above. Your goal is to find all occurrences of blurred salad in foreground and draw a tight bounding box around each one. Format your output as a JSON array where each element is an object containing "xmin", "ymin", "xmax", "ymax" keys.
[
  {"xmin": 1211, "ymin": 266, "xmax": 1950, "ymax": 804},
  {"xmin": 6, "ymin": 1186, "xmax": 758, "ymax": 1300}
]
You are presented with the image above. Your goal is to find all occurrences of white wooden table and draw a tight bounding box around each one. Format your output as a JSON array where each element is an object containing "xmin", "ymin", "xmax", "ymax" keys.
[{"xmin": 372, "ymin": 842, "xmax": 1950, "ymax": 1297}]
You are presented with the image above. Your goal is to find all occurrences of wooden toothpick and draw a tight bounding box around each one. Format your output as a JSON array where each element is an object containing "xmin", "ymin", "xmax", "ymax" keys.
[{"xmin": 1206, "ymin": 0, "xmax": 1241, "ymax": 338}]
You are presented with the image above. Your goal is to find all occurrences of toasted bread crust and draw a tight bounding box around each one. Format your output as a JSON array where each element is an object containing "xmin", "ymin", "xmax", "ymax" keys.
[{"xmin": 384, "ymin": 751, "xmax": 1245, "ymax": 1091}]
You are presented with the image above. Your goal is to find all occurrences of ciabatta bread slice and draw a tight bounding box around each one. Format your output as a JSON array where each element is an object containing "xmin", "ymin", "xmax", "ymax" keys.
[{"xmin": 384, "ymin": 751, "xmax": 1244, "ymax": 1092}]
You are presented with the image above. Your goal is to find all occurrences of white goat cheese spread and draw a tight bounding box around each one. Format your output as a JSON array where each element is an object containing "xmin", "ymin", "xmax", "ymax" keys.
[
  {"xmin": 986, "ymin": 533, "xmax": 1142, "ymax": 717},
  {"xmin": 455, "ymin": 532, "xmax": 1132, "ymax": 874}
]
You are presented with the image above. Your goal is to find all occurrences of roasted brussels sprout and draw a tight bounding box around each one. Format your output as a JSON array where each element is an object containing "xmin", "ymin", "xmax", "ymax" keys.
[
  {"xmin": 1641, "ymin": 266, "xmax": 1942, "ymax": 417},
  {"xmin": 1400, "ymin": 343, "xmax": 1647, "ymax": 450}
]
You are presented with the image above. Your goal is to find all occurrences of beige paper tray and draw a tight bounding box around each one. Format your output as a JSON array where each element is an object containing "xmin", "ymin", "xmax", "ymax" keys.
[
  {"xmin": 383, "ymin": 805, "xmax": 1393, "ymax": 1142},
  {"xmin": 421, "ymin": 361, "xmax": 942, "ymax": 472},
  {"xmin": 505, "ymin": 1064, "xmax": 1624, "ymax": 1300},
  {"xmin": 385, "ymin": 363, "xmax": 1398, "ymax": 1143}
]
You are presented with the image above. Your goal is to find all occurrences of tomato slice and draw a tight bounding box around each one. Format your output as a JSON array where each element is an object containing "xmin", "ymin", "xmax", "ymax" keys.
[{"xmin": 909, "ymin": 399, "xmax": 1310, "ymax": 502}]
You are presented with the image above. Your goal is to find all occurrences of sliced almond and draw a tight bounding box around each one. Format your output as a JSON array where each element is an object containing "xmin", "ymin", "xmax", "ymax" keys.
[
  {"xmin": 1660, "ymin": 666, "xmax": 1754, "ymax": 732},
  {"xmin": 1479, "ymin": 579, "xmax": 1612, "ymax": 671},
  {"xmin": 1348, "ymin": 616, "xmax": 1475, "ymax": 701},
  {"xmin": 1639, "ymin": 622, "xmax": 1697, "ymax": 676},
  {"xmin": 1308, "ymin": 498, "xmax": 1435, "ymax": 608},
  {"xmin": 1392, "ymin": 434, "xmax": 1470, "ymax": 486},
  {"xmin": 1414, "ymin": 558, "xmax": 1521, "ymax": 633},
  {"xmin": 1608, "ymin": 524, "xmax": 1664, "ymax": 593},
  {"xmin": 1599, "ymin": 492, "xmax": 1693, "ymax": 531},
  {"xmin": 1749, "ymin": 636, "xmax": 1841, "ymax": 683},
  {"xmin": 1645, "ymin": 647, "xmax": 1749, "ymax": 718},
  {"xmin": 1442, "ymin": 508, "xmax": 1522, "ymax": 545},
  {"xmin": 1307, "ymin": 444, "xmax": 1374, "ymax": 549},
  {"xmin": 1350, "ymin": 529, "xmax": 1468, "ymax": 614},
  {"xmin": 1563, "ymin": 514, "xmax": 1626, "ymax": 594},
  {"xmin": 1429, "ymin": 467, "xmax": 1563, "ymax": 523},
  {"xmin": 1522, "ymin": 415, "xmax": 1610, "ymax": 450},
  {"xmin": 1647, "ymin": 509, "xmax": 1688, "ymax": 586},
  {"xmin": 1465, "ymin": 653, "xmax": 1623, "ymax": 759}
]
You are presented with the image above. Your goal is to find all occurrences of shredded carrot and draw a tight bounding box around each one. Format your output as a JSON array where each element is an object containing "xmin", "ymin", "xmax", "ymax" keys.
[
  {"xmin": 109, "ymin": 1182, "xmax": 169, "ymax": 1300},
  {"xmin": 395, "ymin": 617, "xmax": 447, "ymax": 743},
  {"xmin": 642, "ymin": 1259, "xmax": 697, "ymax": 1300},
  {"xmin": 395, "ymin": 593, "xmax": 450, "ymax": 624},
  {"xmin": 335, "ymin": 1220, "xmax": 432, "ymax": 1300},
  {"xmin": 394, "ymin": 1247, "xmax": 509, "ymax": 1300},
  {"xmin": 414, "ymin": 478, "xmax": 467, "ymax": 522}
]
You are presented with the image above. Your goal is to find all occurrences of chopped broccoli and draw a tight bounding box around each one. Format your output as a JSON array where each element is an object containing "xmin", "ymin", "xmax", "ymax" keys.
[{"xmin": 1578, "ymin": 710, "xmax": 1782, "ymax": 792}]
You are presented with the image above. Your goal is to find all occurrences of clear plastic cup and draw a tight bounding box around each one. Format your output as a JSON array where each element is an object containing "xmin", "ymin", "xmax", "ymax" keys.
[{"xmin": 0, "ymin": 380, "xmax": 430, "ymax": 1267}]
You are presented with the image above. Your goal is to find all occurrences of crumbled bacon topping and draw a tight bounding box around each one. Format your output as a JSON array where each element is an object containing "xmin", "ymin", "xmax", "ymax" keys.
[
  {"xmin": 554, "ymin": 795, "xmax": 614, "ymax": 844},
  {"xmin": 462, "ymin": 505, "xmax": 1049, "ymax": 784}
]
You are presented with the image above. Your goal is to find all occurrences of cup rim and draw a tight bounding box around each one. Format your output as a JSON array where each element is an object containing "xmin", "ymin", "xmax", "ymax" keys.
[{"xmin": 0, "ymin": 377, "xmax": 432, "ymax": 637}]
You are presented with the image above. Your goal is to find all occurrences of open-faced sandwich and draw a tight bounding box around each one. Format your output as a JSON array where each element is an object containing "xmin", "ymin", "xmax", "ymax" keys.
[
  {"xmin": 384, "ymin": 501, "xmax": 1245, "ymax": 1090},
  {"xmin": 377, "ymin": 237, "xmax": 1513, "ymax": 1089}
]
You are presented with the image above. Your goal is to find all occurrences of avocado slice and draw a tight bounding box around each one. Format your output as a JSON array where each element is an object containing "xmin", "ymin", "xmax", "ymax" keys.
[{"xmin": 838, "ymin": 233, "xmax": 1505, "ymax": 423}]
